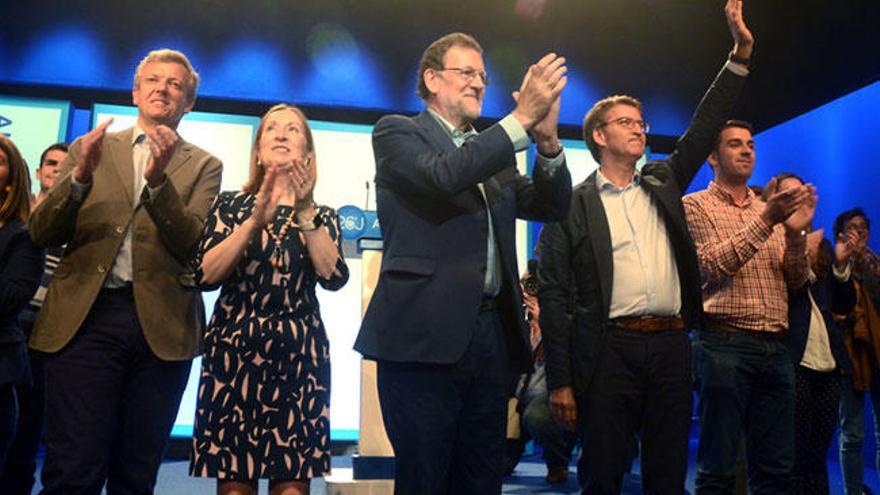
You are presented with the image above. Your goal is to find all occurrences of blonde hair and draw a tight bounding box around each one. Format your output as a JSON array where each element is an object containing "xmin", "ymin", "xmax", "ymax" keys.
[{"xmin": 133, "ymin": 48, "xmax": 200, "ymax": 102}]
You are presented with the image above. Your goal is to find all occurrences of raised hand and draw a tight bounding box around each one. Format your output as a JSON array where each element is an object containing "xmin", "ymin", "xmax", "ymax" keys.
[
  {"xmin": 73, "ymin": 118, "xmax": 114, "ymax": 183},
  {"xmin": 512, "ymin": 53, "xmax": 567, "ymax": 131},
  {"xmin": 835, "ymin": 227, "xmax": 860, "ymax": 268},
  {"xmin": 761, "ymin": 179, "xmax": 807, "ymax": 227},
  {"xmin": 725, "ymin": 0, "xmax": 754, "ymax": 59},
  {"xmin": 783, "ymin": 184, "xmax": 818, "ymax": 234},
  {"xmin": 251, "ymin": 166, "xmax": 280, "ymax": 228},
  {"xmin": 143, "ymin": 125, "xmax": 179, "ymax": 188}
]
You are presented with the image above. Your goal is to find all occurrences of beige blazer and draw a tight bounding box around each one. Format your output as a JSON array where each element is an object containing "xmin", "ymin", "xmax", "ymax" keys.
[{"xmin": 28, "ymin": 127, "xmax": 222, "ymax": 361}]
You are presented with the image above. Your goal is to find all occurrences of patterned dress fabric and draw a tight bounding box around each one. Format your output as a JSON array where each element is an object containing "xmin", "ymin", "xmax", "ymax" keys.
[{"xmin": 190, "ymin": 191, "xmax": 348, "ymax": 480}]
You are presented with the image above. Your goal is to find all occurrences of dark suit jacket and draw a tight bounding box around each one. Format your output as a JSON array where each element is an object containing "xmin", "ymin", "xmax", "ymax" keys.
[
  {"xmin": 536, "ymin": 66, "xmax": 746, "ymax": 394},
  {"xmin": 785, "ymin": 238, "xmax": 855, "ymax": 372},
  {"xmin": 29, "ymin": 127, "xmax": 222, "ymax": 360},
  {"xmin": 354, "ymin": 110, "xmax": 571, "ymax": 371}
]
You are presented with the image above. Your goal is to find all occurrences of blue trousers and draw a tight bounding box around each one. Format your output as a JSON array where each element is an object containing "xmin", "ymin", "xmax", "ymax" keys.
[
  {"xmin": 839, "ymin": 371, "xmax": 880, "ymax": 495},
  {"xmin": 694, "ymin": 328, "xmax": 795, "ymax": 495}
]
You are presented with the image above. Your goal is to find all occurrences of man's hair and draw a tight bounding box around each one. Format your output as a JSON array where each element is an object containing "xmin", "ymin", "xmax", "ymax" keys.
[
  {"xmin": 242, "ymin": 103, "xmax": 316, "ymax": 195},
  {"xmin": 416, "ymin": 32, "xmax": 483, "ymax": 101},
  {"xmin": 581, "ymin": 95, "xmax": 642, "ymax": 163},
  {"xmin": 834, "ymin": 207, "xmax": 870, "ymax": 239},
  {"xmin": 39, "ymin": 142, "xmax": 69, "ymax": 169},
  {"xmin": 0, "ymin": 135, "xmax": 32, "ymax": 222},
  {"xmin": 714, "ymin": 119, "xmax": 754, "ymax": 150},
  {"xmin": 133, "ymin": 49, "xmax": 200, "ymax": 102},
  {"xmin": 761, "ymin": 172, "xmax": 804, "ymax": 202}
]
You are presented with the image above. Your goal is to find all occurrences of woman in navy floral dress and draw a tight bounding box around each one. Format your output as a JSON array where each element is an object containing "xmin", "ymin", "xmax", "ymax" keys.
[{"xmin": 190, "ymin": 104, "xmax": 348, "ymax": 495}]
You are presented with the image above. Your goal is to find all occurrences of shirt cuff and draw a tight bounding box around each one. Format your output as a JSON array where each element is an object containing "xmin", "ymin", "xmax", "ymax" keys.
[
  {"xmin": 833, "ymin": 258, "xmax": 853, "ymax": 282},
  {"xmin": 499, "ymin": 114, "xmax": 529, "ymax": 153},
  {"xmin": 724, "ymin": 60, "xmax": 750, "ymax": 77},
  {"xmin": 536, "ymin": 149, "xmax": 566, "ymax": 174},
  {"xmin": 69, "ymin": 174, "xmax": 92, "ymax": 202},
  {"xmin": 147, "ymin": 179, "xmax": 166, "ymax": 200}
]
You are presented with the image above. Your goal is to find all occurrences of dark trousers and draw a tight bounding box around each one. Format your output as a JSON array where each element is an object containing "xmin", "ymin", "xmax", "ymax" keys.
[
  {"xmin": 0, "ymin": 383, "xmax": 17, "ymax": 470},
  {"xmin": 0, "ymin": 349, "xmax": 47, "ymax": 495},
  {"xmin": 39, "ymin": 288, "xmax": 191, "ymax": 495},
  {"xmin": 791, "ymin": 365, "xmax": 841, "ymax": 495},
  {"xmin": 577, "ymin": 327, "xmax": 692, "ymax": 495},
  {"xmin": 694, "ymin": 328, "xmax": 795, "ymax": 495},
  {"xmin": 377, "ymin": 309, "xmax": 509, "ymax": 495}
]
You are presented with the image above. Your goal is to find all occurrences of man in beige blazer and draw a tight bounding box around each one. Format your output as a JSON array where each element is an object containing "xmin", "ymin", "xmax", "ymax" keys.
[{"xmin": 28, "ymin": 49, "xmax": 222, "ymax": 494}]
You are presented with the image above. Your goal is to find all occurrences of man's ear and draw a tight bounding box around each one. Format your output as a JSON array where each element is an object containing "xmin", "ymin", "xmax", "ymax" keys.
[{"xmin": 424, "ymin": 69, "xmax": 441, "ymax": 96}]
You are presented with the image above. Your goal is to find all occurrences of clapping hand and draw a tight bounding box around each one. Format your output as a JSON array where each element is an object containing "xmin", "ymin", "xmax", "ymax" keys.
[
  {"xmin": 143, "ymin": 125, "xmax": 179, "ymax": 188},
  {"xmin": 73, "ymin": 118, "xmax": 114, "ymax": 183}
]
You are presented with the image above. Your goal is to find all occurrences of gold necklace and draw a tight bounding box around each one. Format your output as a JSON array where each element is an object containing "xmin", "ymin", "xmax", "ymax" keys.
[{"xmin": 264, "ymin": 209, "xmax": 297, "ymax": 271}]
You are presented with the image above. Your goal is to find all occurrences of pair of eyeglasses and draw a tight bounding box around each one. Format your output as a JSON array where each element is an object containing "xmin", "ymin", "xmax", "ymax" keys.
[
  {"xmin": 438, "ymin": 67, "xmax": 490, "ymax": 86},
  {"xmin": 599, "ymin": 117, "xmax": 650, "ymax": 134}
]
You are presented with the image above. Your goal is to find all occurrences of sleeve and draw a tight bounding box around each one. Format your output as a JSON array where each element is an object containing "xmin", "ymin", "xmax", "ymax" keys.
[
  {"xmin": 783, "ymin": 233, "xmax": 809, "ymax": 289},
  {"xmin": 28, "ymin": 138, "xmax": 86, "ymax": 247},
  {"xmin": 372, "ymin": 115, "xmax": 517, "ymax": 198},
  {"xmin": 0, "ymin": 227, "xmax": 45, "ymax": 319},
  {"xmin": 683, "ymin": 195, "xmax": 775, "ymax": 285},
  {"xmin": 824, "ymin": 240, "xmax": 856, "ymax": 316},
  {"xmin": 665, "ymin": 65, "xmax": 747, "ymax": 192},
  {"xmin": 315, "ymin": 206, "xmax": 349, "ymax": 292},
  {"xmin": 194, "ymin": 192, "xmax": 239, "ymax": 291},
  {"xmin": 536, "ymin": 221, "xmax": 576, "ymax": 391},
  {"xmin": 513, "ymin": 153, "xmax": 572, "ymax": 222},
  {"xmin": 141, "ymin": 153, "xmax": 223, "ymax": 264}
]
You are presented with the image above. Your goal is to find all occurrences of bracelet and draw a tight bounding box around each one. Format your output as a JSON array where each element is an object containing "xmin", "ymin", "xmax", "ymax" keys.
[
  {"xmin": 296, "ymin": 210, "xmax": 323, "ymax": 232},
  {"xmin": 728, "ymin": 50, "xmax": 750, "ymax": 67}
]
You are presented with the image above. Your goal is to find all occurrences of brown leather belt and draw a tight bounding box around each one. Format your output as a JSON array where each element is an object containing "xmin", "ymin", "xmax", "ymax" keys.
[{"xmin": 610, "ymin": 314, "xmax": 686, "ymax": 332}]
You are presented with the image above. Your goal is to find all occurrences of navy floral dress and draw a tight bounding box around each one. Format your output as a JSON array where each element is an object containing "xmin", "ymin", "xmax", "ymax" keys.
[{"xmin": 190, "ymin": 191, "xmax": 348, "ymax": 480}]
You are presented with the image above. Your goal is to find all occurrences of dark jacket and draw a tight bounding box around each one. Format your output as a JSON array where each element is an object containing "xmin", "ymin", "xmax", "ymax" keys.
[
  {"xmin": 0, "ymin": 218, "xmax": 44, "ymax": 346},
  {"xmin": 537, "ymin": 65, "xmax": 746, "ymax": 394},
  {"xmin": 355, "ymin": 110, "xmax": 572, "ymax": 371},
  {"xmin": 785, "ymin": 238, "xmax": 855, "ymax": 372}
]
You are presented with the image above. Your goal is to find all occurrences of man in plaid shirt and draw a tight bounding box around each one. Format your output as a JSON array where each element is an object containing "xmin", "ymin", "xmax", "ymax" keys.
[{"xmin": 683, "ymin": 120, "xmax": 815, "ymax": 493}]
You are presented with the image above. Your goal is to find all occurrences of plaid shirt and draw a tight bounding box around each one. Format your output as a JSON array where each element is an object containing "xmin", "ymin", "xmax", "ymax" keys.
[{"xmin": 683, "ymin": 181, "xmax": 808, "ymax": 332}]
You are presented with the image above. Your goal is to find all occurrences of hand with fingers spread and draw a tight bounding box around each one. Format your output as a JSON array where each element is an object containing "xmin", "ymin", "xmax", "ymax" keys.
[
  {"xmin": 725, "ymin": 0, "xmax": 754, "ymax": 60},
  {"xmin": 143, "ymin": 124, "xmax": 180, "ymax": 188},
  {"xmin": 73, "ymin": 118, "xmax": 114, "ymax": 183},
  {"xmin": 512, "ymin": 53, "xmax": 568, "ymax": 132}
]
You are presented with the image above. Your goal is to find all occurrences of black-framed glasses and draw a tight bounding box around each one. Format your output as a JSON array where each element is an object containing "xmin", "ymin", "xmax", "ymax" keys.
[
  {"xmin": 438, "ymin": 66, "xmax": 490, "ymax": 86},
  {"xmin": 599, "ymin": 116, "xmax": 650, "ymax": 134}
]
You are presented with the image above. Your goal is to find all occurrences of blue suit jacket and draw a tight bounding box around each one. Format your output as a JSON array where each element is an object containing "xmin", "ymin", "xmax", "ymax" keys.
[{"xmin": 354, "ymin": 110, "xmax": 571, "ymax": 370}]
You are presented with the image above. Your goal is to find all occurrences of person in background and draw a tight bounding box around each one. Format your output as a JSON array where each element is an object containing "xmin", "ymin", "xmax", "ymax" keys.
[
  {"xmin": 835, "ymin": 207, "xmax": 880, "ymax": 495},
  {"xmin": 765, "ymin": 173, "xmax": 857, "ymax": 494},
  {"xmin": 515, "ymin": 260, "xmax": 576, "ymax": 486},
  {"xmin": 0, "ymin": 135, "xmax": 44, "ymax": 470},
  {"xmin": 0, "ymin": 142, "xmax": 68, "ymax": 495},
  {"xmin": 33, "ymin": 143, "xmax": 69, "ymax": 207},
  {"xmin": 190, "ymin": 103, "xmax": 348, "ymax": 495}
]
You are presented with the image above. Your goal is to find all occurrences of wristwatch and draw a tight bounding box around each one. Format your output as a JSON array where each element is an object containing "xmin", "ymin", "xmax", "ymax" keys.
[{"xmin": 297, "ymin": 212, "xmax": 323, "ymax": 232}]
